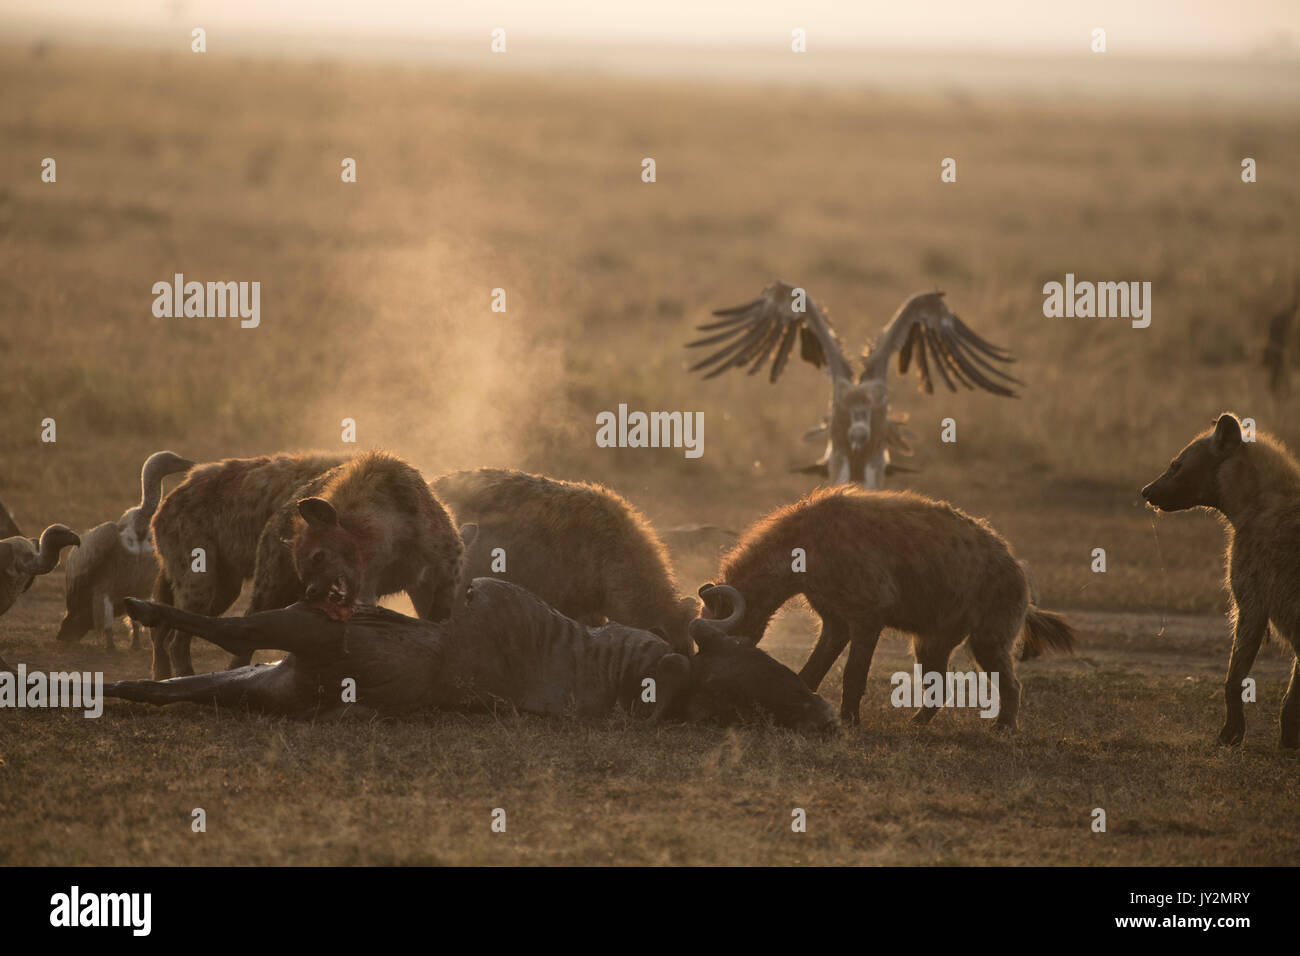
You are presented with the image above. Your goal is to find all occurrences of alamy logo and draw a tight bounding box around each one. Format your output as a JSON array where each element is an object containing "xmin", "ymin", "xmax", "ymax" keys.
[
  {"xmin": 50, "ymin": 886, "xmax": 151, "ymax": 936},
  {"xmin": 890, "ymin": 665, "xmax": 1000, "ymax": 718},
  {"xmin": 1042, "ymin": 273, "xmax": 1151, "ymax": 328},
  {"xmin": 151, "ymin": 273, "xmax": 260, "ymax": 328},
  {"xmin": 595, "ymin": 403, "xmax": 703, "ymax": 459},
  {"xmin": 0, "ymin": 665, "xmax": 103, "ymax": 718}
]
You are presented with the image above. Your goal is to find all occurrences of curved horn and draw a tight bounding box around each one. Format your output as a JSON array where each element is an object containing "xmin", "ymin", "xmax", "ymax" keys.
[
  {"xmin": 21, "ymin": 524, "xmax": 80, "ymax": 575},
  {"xmin": 134, "ymin": 451, "xmax": 195, "ymax": 535},
  {"xmin": 699, "ymin": 583, "xmax": 745, "ymax": 632}
]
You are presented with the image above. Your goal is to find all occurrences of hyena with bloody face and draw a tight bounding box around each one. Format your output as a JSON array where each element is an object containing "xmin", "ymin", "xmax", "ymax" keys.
[
  {"xmin": 150, "ymin": 453, "xmax": 346, "ymax": 679},
  {"xmin": 1142, "ymin": 413, "xmax": 1300, "ymax": 749},
  {"xmin": 289, "ymin": 451, "xmax": 463, "ymax": 623},
  {"xmin": 698, "ymin": 486, "xmax": 1075, "ymax": 729}
]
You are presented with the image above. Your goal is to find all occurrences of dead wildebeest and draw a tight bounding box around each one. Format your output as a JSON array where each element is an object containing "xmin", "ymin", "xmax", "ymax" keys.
[
  {"xmin": 226, "ymin": 451, "xmax": 463, "ymax": 669},
  {"xmin": 1142, "ymin": 412, "xmax": 1300, "ymax": 749},
  {"xmin": 150, "ymin": 452, "xmax": 347, "ymax": 679},
  {"xmin": 107, "ymin": 578, "xmax": 836, "ymax": 732},
  {"xmin": 432, "ymin": 468, "xmax": 700, "ymax": 655},
  {"xmin": 698, "ymin": 487, "xmax": 1075, "ymax": 730}
]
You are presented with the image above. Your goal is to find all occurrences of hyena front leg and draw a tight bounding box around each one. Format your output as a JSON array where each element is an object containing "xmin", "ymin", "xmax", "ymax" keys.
[
  {"xmin": 839, "ymin": 621, "xmax": 883, "ymax": 725},
  {"xmin": 799, "ymin": 610, "xmax": 852, "ymax": 692},
  {"xmin": 1279, "ymin": 655, "xmax": 1299, "ymax": 750},
  {"xmin": 910, "ymin": 633, "xmax": 962, "ymax": 727},
  {"xmin": 1220, "ymin": 603, "xmax": 1268, "ymax": 746},
  {"xmin": 406, "ymin": 576, "xmax": 456, "ymax": 622}
]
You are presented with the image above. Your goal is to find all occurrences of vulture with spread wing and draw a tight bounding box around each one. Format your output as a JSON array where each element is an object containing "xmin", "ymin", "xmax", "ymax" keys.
[{"xmin": 687, "ymin": 282, "xmax": 1022, "ymax": 488}]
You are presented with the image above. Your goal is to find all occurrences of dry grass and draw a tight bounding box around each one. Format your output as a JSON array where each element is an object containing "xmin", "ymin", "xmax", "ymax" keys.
[{"xmin": 1, "ymin": 43, "xmax": 1297, "ymax": 865}]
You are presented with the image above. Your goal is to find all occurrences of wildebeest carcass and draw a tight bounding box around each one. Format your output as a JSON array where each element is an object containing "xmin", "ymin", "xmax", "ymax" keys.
[{"xmin": 108, "ymin": 579, "xmax": 836, "ymax": 732}]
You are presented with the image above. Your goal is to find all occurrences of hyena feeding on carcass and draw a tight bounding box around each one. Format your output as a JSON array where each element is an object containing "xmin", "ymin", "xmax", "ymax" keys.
[
  {"xmin": 432, "ymin": 468, "xmax": 700, "ymax": 655},
  {"xmin": 225, "ymin": 451, "xmax": 463, "ymax": 668},
  {"xmin": 150, "ymin": 452, "xmax": 346, "ymax": 679},
  {"xmin": 1142, "ymin": 412, "xmax": 1300, "ymax": 748},
  {"xmin": 698, "ymin": 487, "xmax": 1076, "ymax": 729}
]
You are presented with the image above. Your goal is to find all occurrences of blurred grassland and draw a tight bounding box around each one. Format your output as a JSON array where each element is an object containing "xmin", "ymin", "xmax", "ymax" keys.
[{"xmin": 1, "ymin": 44, "xmax": 1297, "ymax": 615}]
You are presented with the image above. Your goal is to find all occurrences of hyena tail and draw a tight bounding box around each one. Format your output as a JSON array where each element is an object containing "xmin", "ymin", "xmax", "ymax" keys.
[{"xmin": 1020, "ymin": 607, "xmax": 1076, "ymax": 661}]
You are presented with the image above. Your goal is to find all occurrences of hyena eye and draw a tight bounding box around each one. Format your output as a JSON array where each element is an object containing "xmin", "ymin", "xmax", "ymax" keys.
[{"xmin": 309, "ymin": 551, "xmax": 324, "ymax": 567}]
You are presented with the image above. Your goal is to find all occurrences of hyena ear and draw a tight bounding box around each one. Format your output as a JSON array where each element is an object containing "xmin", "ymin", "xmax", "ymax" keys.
[
  {"xmin": 458, "ymin": 523, "xmax": 479, "ymax": 549},
  {"xmin": 1211, "ymin": 413, "xmax": 1243, "ymax": 456},
  {"xmin": 297, "ymin": 497, "xmax": 338, "ymax": 528}
]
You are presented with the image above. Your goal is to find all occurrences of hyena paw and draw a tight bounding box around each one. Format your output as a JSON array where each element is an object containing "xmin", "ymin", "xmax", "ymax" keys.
[{"xmin": 1217, "ymin": 720, "xmax": 1245, "ymax": 746}]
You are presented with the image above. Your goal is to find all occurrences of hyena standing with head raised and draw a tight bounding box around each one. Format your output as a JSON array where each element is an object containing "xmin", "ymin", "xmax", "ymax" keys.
[{"xmin": 1142, "ymin": 413, "xmax": 1300, "ymax": 749}]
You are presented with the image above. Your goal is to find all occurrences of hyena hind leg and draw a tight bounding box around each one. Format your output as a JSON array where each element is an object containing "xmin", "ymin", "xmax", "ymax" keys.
[
  {"xmin": 150, "ymin": 573, "xmax": 176, "ymax": 680},
  {"xmin": 168, "ymin": 574, "xmax": 243, "ymax": 678},
  {"xmin": 967, "ymin": 631, "xmax": 1021, "ymax": 732}
]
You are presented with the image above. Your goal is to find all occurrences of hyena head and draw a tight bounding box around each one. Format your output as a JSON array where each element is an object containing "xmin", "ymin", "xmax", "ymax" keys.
[
  {"xmin": 293, "ymin": 497, "xmax": 366, "ymax": 620},
  {"xmin": 1141, "ymin": 413, "xmax": 1243, "ymax": 513},
  {"xmin": 687, "ymin": 584, "xmax": 837, "ymax": 733}
]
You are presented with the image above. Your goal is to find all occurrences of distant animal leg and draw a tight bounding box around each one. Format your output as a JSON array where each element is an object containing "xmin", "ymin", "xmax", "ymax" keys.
[{"xmin": 94, "ymin": 593, "xmax": 115, "ymax": 653}]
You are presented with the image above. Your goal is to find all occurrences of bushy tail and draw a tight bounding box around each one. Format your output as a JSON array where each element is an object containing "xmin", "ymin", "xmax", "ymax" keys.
[{"xmin": 1021, "ymin": 606, "xmax": 1076, "ymax": 661}]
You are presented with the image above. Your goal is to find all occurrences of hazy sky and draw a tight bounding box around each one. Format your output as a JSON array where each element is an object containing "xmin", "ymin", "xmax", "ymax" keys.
[{"xmin": 5, "ymin": 0, "xmax": 1297, "ymax": 56}]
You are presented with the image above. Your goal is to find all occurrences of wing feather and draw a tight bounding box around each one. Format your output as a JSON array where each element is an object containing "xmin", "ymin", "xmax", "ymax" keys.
[
  {"xmin": 861, "ymin": 292, "xmax": 1023, "ymax": 397},
  {"xmin": 687, "ymin": 281, "xmax": 854, "ymax": 384}
]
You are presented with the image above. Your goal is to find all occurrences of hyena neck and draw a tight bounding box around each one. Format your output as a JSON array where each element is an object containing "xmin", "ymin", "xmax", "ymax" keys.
[{"xmin": 1217, "ymin": 441, "xmax": 1300, "ymax": 528}]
